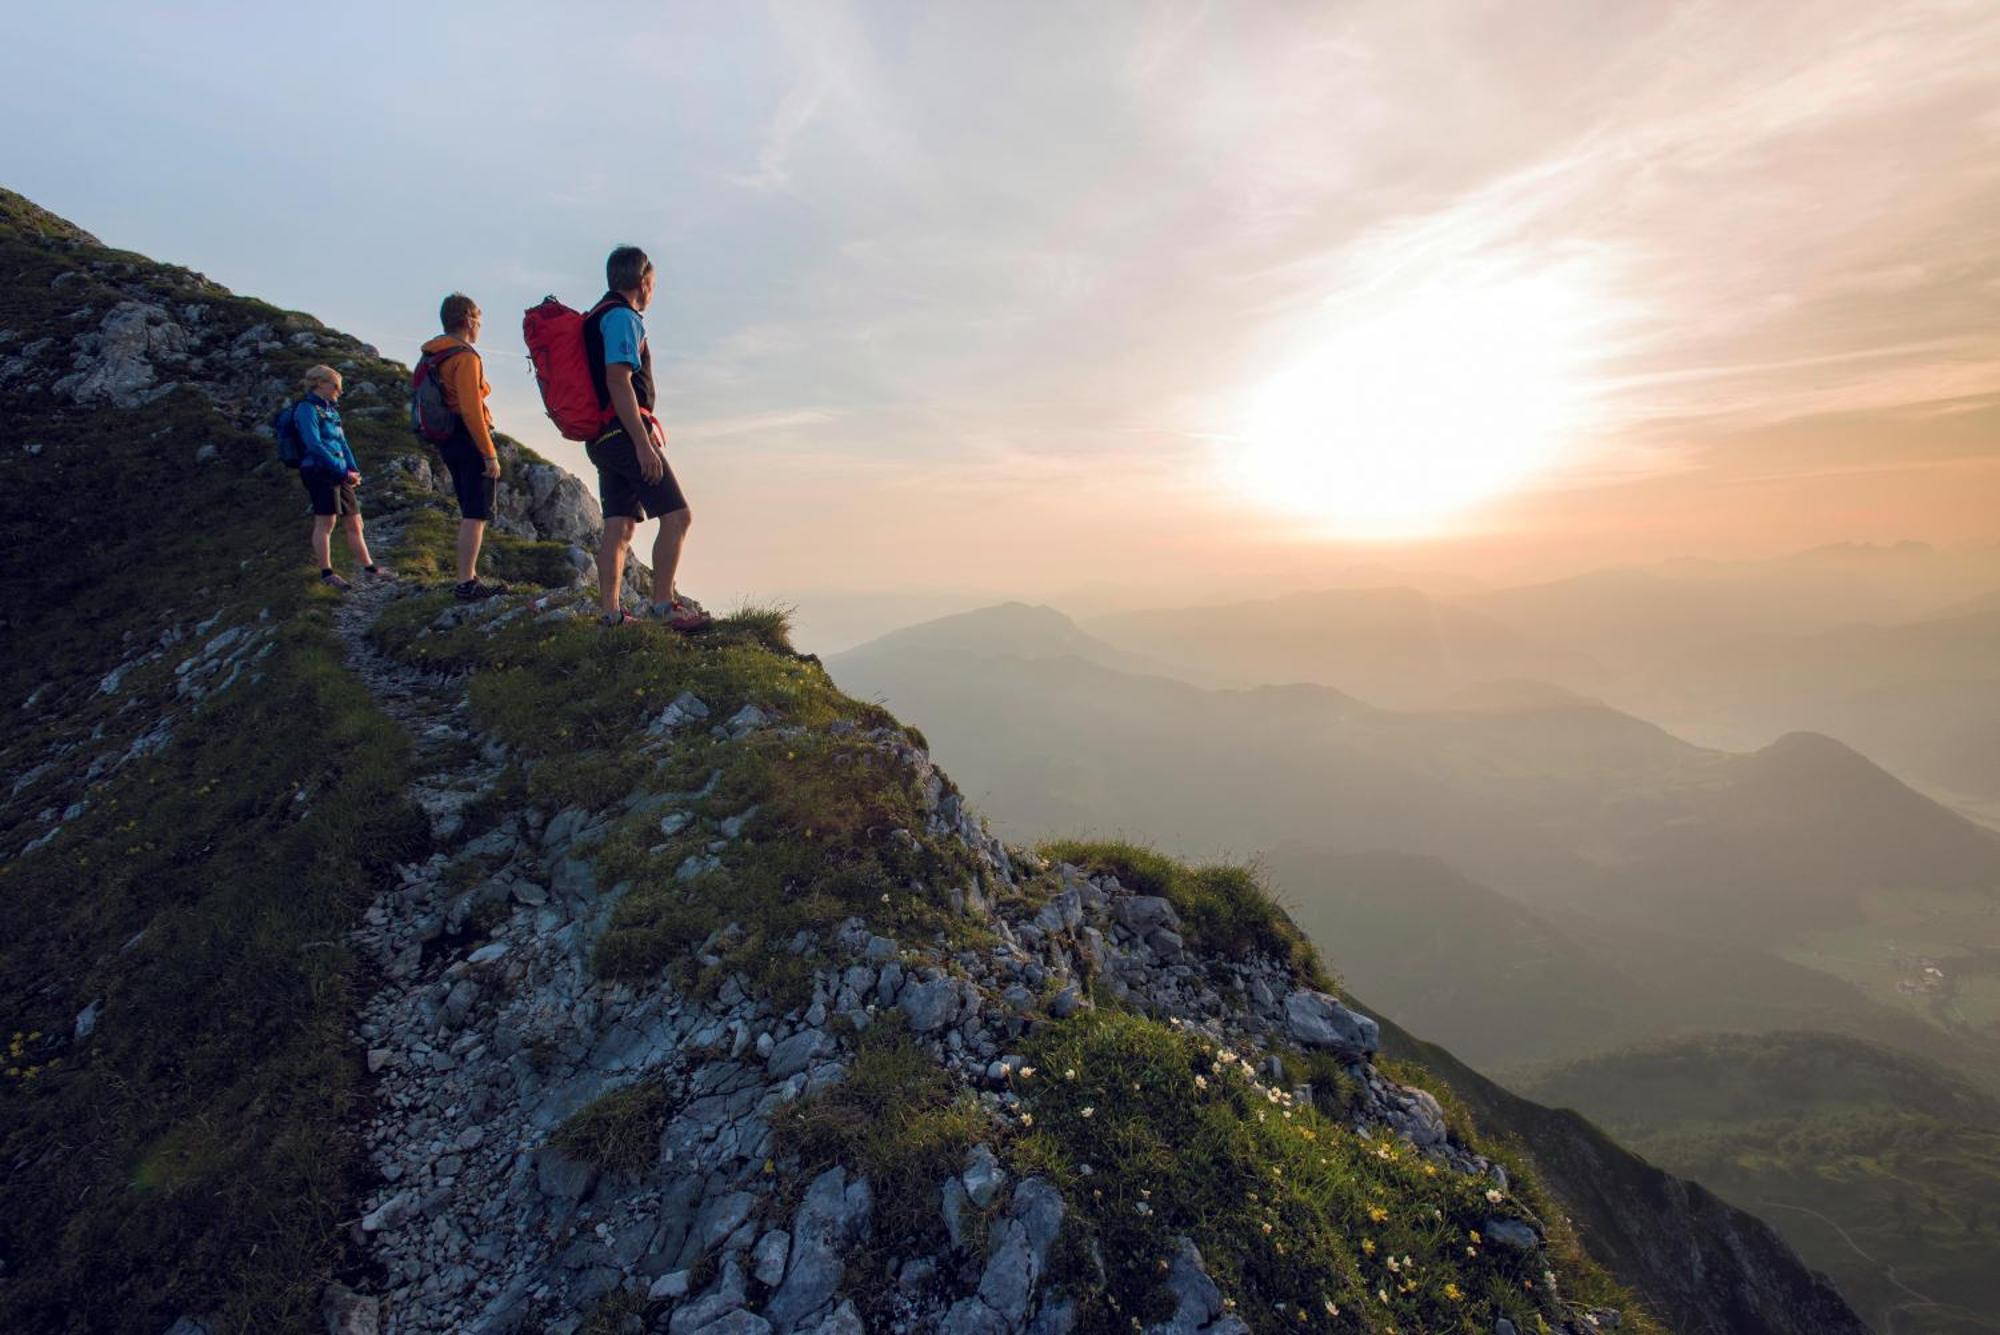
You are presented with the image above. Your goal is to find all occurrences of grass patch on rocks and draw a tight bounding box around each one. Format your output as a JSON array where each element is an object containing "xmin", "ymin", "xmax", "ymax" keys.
[
  {"xmin": 773, "ymin": 1021, "xmax": 990, "ymax": 1250},
  {"xmin": 552, "ymin": 1080, "xmax": 676, "ymax": 1177},
  {"xmin": 373, "ymin": 591, "xmax": 996, "ymax": 999},
  {"xmin": 1014, "ymin": 1010, "xmax": 1659, "ymax": 1335},
  {"xmin": 591, "ymin": 728, "xmax": 986, "ymax": 999},
  {"xmin": 1039, "ymin": 840, "xmax": 1333, "ymax": 991}
]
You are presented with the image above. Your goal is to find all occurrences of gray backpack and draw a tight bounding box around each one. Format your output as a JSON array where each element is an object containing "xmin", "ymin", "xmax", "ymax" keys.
[{"xmin": 409, "ymin": 345, "xmax": 468, "ymax": 444}]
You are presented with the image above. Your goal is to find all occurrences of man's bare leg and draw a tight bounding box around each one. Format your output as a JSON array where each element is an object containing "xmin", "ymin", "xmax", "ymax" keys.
[
  {"xmin": 311, "ymin": 514, "xmax": 336, "ymax": 569},
  {"xmin": 457, "ymin": 518, "xmax": 486, "ymax": 584},
  {"xmin": 651, "ymin": 508, "xmax": 692, "ymax": 607},
  {"xmin": 340, "ymin": 514, "xmax": 374, "ymax": 568},
  {"xmin": 598, "ymin": 517, "xmax": 635, "ymax": 615}
]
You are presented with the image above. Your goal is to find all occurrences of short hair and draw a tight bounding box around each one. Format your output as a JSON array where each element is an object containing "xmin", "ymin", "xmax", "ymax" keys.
[
  {"xmin": 607, "ymin": 245, "xmax": 654, "ymax": 293},
  {"xmin": 303, "ymin": 364, "xmax": 341, "ymax": 392},
  {"xmin": 440, "ymin": 292, "xmax": 479, "ymax": 332}
]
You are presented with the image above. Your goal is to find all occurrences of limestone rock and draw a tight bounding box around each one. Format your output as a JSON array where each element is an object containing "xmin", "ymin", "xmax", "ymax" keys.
[
  {"xmin": 1281, "ymin": 989, "xmax": 1379, "ymax": 1056},
  {"xmin": 764, "ymin": 1167, "xmax": 871, "ymax": 1331},
  {"xmin": 962, "ymin": 1142, "xmax": 1006, "ymax": 1208},
  {"xmin": 320, "ymin": 1282, "xmax": 382, "ymax": 1335},
  {"xmin": 899, "ymin": 977, "xmax": 961, "ymax": 1033},
  {"xmin": 535, "ymin": 1145, "xmax": 597, "ymax": 1202}
]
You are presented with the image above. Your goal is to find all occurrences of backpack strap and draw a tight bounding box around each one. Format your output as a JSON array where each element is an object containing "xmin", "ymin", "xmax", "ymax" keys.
[{"xmin": 422, "ymin": 342, "xmax": 470, "ymax": 377}]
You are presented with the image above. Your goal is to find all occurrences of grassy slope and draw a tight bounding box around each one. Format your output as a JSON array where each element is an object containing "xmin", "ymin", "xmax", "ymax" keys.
[{"xmin": 1517, "ymin": 1033, "xmax": 2000, "ymax": 1334}]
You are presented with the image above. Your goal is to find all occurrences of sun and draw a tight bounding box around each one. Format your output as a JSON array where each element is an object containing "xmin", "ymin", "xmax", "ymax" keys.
[{"xmin": 1226, "ymin": 261, "xmax": 1606, "ymax": 538}]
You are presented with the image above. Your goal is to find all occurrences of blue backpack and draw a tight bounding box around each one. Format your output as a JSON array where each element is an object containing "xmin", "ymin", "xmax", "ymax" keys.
[{"xmin": 271, "ymin": 400, "xmax": 306, "ymax": 468}]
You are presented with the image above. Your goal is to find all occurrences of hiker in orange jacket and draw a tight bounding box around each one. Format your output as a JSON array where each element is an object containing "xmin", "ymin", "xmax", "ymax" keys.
[{"xmin": 421, "ymin": 293, "xmax": 507, "ymax": 601}]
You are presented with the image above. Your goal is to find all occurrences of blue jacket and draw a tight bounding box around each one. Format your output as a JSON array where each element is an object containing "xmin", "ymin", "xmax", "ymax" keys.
[{"xmin": 295, "ymin": 393, "xmax": 359, "ymax": 475}]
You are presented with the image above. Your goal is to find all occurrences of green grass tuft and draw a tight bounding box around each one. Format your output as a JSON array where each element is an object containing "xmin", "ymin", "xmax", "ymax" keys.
[
  {"xmin": 773, "ymin": 1020, "xmax": 991, "ymax": 1250},
  {"xmin": 1017, "ymin": 1010, "xmax": 1659, "ymax": 1335},
  {"xmin": 591, "ymin": 729, "xmax": 983, "ymax": 996},
  {"xmin": 1039, "ymin": 840, "xmax": 1334, "ymax": 991},
  {"xmin": 578, "ymin": 1286, "xmax": 648, "ymax": 1335},
  {"xmin": 718, "ymin": 601, "xmax": 797, "ymax": 655},
  {"xmin": 551, "ymin": 1080, "xmax": 675, "ymax": 1177}
]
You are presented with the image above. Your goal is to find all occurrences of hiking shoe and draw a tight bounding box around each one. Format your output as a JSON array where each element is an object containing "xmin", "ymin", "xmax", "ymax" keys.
[
  {"xmin": 454, "ymin": 578, "xmax": 508, "ymax": 602},
  {"xmin": 600, "ymin": 608, "xmax": 638, "ymax": 627},
  {"xmin": 647, "ymin": 600, "xmax": 712, "ymax": 633},
  {"xmin": 365, "ymin": 564, "xmax": 396, "ymax": 582},
  {"xmin": 321, "ymin": 570, "xmax": 353, "ymax": 592}
]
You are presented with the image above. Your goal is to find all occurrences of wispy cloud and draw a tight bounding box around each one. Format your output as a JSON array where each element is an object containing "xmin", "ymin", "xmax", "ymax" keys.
[{"xmin": 731, "ymin": 80, "xmax": 826, "ymax": 194}]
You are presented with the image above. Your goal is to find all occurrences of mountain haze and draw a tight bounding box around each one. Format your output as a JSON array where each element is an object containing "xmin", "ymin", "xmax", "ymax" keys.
[
  {"xmin": 1085, "ymin": 587, "xmax": 1603, "ymax": 707},
  {"xmin": 835, "ymin": 604, "xmax": 2000, "ymax": 945}
]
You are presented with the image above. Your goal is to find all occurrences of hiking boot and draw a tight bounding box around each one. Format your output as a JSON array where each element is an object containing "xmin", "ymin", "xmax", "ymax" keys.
[
  {"xmin": 454, "ymin": 578, "xmax": 508, "ymax": 602},
  {"xmin": 321, "ymin": 570, "xmax": 353, "ymax": 592},
  {"xmin": 646, "ymin": 599, "xmax": 712, "ymax": 633}
]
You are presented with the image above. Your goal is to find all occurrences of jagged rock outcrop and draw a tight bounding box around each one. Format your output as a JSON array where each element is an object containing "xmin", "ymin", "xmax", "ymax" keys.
[{"xmin": 332, "ymin": 579, "xmax": 1627, "ymax": 1334}]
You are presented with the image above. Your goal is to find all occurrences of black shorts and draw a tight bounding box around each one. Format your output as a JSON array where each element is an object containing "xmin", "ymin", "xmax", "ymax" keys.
[
  {"xmin": 438, "ymin": 431, "xmax": 496, "ymax": 523},
  {"xmin": 301, "ymin": 469, "xmax": 360, "ymax": 517},
  {"xmin": 586, "ymin": 424, "xmax": 687, "ymax": 522}
]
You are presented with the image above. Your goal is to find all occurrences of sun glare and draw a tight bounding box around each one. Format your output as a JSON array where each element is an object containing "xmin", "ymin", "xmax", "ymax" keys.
[{"xmin": 1227, "ymin": 261, "xmax": 1607, "ymax": 538}]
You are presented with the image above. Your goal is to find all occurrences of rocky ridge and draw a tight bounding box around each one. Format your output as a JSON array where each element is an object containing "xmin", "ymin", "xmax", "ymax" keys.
[{"xmin": 326, "ymin": 576, "xmax": 1623, "ymax": 1335}]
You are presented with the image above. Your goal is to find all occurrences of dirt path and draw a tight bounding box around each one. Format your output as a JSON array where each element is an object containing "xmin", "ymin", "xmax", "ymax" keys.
[
  {"xmin": 331, "ymin": 573, "xmax": 500, "ymax": 841},
  {"xmin": 329, "ymin": 571, "xmax": 515, "ymax": 1331}
]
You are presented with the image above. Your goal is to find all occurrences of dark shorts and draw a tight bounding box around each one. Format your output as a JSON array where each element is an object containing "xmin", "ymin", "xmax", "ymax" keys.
[
  {"xmin": 438, "ymin": 431, "xmax": 496, "ymax": 523},
  {"xmin": 301, "ymin": 469, "xmax": 360, "ymax": 518},
  {"xmin": 586, "ymin": 424, "xmax": 687, "ymax": 522}
]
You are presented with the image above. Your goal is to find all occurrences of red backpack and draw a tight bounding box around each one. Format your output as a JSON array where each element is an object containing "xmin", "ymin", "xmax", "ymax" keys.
[{"xmin": 522, "ymin": 297, "xmax": 614, "ymax": 441}]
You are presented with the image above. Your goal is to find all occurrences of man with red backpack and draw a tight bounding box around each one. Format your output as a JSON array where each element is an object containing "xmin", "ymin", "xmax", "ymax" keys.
[
  {"xmin": 414, "ymin": 293, "xmax": 507, "ymax": 601},
  {"xmin": 582, "ymin": 246, "xmax": 708, "ymax": 630}
]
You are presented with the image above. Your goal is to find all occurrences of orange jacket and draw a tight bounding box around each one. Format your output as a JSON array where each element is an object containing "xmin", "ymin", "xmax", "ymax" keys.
[{"xmin": 421, "ymin": 334, "xmax": 497, "ymax": 459}]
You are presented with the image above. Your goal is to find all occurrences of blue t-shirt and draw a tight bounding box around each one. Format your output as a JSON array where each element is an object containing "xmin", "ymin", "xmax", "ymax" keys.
[{"xmin": 599, "ymin": 306, "xmax": 645, "ymax": 371}]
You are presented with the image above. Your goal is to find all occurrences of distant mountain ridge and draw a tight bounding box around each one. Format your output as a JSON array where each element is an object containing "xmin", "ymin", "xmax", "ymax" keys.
[
  {"xmin": 1083, "ymin": 585, "xmax": 1604, "ymax": 706},
  {"xmin": 834, "ymin": 600, "xmax": 2000, "ymax": 945},
  {"xmin": 832, "ymin": 600, "xmax": 1181, "ymax": 680}
]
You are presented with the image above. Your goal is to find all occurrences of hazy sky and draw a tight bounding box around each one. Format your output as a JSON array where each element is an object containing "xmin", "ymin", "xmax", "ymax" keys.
[{"xmin": 5, "ymin": 1, "xmax": 1999, "ymax": 638}]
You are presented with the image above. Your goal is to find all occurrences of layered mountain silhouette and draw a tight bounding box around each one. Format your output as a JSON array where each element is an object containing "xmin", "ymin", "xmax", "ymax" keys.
[
  {"xmin": 832, "ymin": 602, "xmax": 2000, "ymax": 943},
  {"xmin": 1084, "ymin": 586, "xmax": 1604, "ymax": 706}
]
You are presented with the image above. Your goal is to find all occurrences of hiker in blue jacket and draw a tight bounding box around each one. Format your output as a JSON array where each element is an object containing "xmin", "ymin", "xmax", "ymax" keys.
[{"xmin": 295, "ymin": 364, "xmax": 388, "ymax": 590}]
